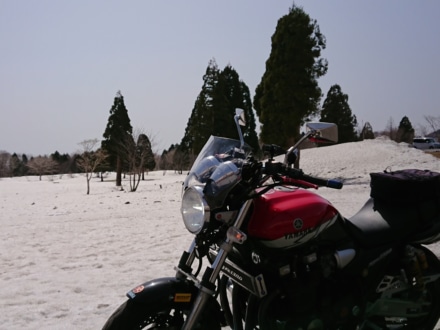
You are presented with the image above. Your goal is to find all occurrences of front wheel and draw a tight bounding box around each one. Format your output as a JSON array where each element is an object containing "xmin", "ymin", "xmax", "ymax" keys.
[{"xmin": 102, "ymin": 299, "xmax": 222, "ymax": 330}]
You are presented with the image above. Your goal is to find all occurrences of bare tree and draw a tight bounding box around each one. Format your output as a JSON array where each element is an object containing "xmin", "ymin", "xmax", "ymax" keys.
[
  {"xmin": 159, "ymin": 149, "xmax": 172, "ymax": 174},
  {"xmin": 76, "ymin": 139, "xmax": 108, "ymax": 195},
  {"xmin": 424, "ymin": 115, "xmax": 440, "ymax": 139},
  {"xmin": 385, "ymin": 117, "xmax": 398, "ymax": 141},
  {"xmin": 416, "ymin": 124, "xmax": 429, "ymax": 137},
  {"xmin": 122, "ymin": 130, "xmax": 156, "ymax": 192},
  {"xmin": 172, "ymin": 148, "xmax": 192, "ymax": 174},
  {"xmin": 27, "ymin": 156, "xmax": 59, "ymax": 180}
]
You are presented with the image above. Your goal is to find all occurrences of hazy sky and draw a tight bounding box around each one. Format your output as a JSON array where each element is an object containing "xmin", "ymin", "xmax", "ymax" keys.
[{"xmin": 1, "ymin": 1, "xmax": 439, "ymax": 156}]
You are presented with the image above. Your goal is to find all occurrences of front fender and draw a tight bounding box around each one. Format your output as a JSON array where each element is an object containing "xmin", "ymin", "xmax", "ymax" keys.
[
  {"xmin": 126, "ymin": 277, "xmax": 197, "ymax": 306},
  {"xmin": 126, "ymin": 277, "xmax": 224, "ymax": 324},
  {"xmin": 126, "ymin": 276, "xmax": 223, "ymax": 322}
]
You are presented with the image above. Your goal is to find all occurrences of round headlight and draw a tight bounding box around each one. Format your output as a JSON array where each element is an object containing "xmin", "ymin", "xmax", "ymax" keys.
[{"xmin": 181, "ymin": 186, "xmax": 210, "ymax": 234}]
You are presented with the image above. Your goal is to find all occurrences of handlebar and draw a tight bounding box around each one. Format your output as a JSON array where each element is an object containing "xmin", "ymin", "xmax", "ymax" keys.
[
  {"xmin": 263, "ymin": 162, "xmax": 343, "ymax": 189},
  {"xmin": 299, "ymin": 173, "xmax": 343, "ymax": 189}
]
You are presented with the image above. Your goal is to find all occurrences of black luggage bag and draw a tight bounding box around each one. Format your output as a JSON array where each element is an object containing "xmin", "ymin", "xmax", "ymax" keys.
[{"xmin": 370, "ymin": 168, "xmax": 440, "ymax": 223}]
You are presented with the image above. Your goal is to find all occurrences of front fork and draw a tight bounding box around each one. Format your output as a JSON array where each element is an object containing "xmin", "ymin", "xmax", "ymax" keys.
[{"xmin": 177, "ymin": 199, "xmax": 253, "ymax": 330}]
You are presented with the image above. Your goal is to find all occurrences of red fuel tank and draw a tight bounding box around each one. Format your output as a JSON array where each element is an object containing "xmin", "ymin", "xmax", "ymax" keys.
[{"xmin": 247, "ymin": 187, "xmax": 339, "ymax": 249}]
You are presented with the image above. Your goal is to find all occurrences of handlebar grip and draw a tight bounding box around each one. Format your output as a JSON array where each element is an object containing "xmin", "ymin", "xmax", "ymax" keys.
[
  {"xmin": 327, "ymin": 179, "xmax": 343, "ymax": 189},
  {"xmin": 300, "ymin": 173, "xmax": 343, "ymax": 189}
]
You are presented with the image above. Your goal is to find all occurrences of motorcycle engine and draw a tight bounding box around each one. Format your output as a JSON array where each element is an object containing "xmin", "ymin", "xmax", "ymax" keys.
[{"xmin": 256, "ymin": 247, "xmax": 363, "ymax": 329}]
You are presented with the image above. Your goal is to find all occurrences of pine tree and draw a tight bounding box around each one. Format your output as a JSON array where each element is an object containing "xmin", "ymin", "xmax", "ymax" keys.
[
  {"xmin": 214, "ymin": 65, "xmax": 259, "ymax": 151},
  {"xmin": 137, "ymin": 133, "xmax": 156, "ymax": 177},
  {"xmin": 253, "ymin": 4, "xmax": 327, "ymax": 148},
  {"xmin": 21, "ymin": 154, "xmax": 29, "ymax": 175},
  {"xmin": 320, "ymin": 84, "xmax": 358, "ymax": 143},
  {"xmin": 396, "ymin": 116, "xmax": 415, "ymax": 143},
  {"xmin": 10, "ymin": 153, "xmax": 23, "ymax": 176},
  {"xmin": 360, "ymin": 122, "xmax": 375, "ymax": 140},
  {"xmin": 180, "ymin": 60, "xmax": 259, "ymax": 159},
  {"xmin": 51, "ymin": 151, "xmax": 71, "ymax": 174},
  {"xmin": 180, "ymin": 60, "xmax": 219, "ymax": 155},
  {"xmin": 102, "ymin": 91, "xmax": 133, "ymax": 186}
]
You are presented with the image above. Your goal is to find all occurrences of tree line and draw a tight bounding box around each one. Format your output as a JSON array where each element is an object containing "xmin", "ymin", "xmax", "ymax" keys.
[
  {"xmin": 2, "ymin": 4, "xmax": 439, "ymax": 185},
  {"xmin": 0, "ymin": 151, "xmax": 79, "ymax": 179}
]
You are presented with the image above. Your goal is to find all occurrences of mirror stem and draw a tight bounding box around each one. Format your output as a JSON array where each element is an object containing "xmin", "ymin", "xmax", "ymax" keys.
[
  {"xmin": 284, "ymin": 130, "xmax": 315, "ymax": 166},
  {"xmin": 234, "ymin": 114, "xmax": 245, "ymax": 150}
]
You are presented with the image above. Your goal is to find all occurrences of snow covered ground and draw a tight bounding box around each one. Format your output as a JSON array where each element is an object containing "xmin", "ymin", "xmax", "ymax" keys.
[{"xmin": 1, "ymin": 138, "xmax": 440, "ymax": 329}]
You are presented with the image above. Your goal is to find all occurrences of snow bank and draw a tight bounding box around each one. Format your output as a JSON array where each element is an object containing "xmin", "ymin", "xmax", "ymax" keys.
[{"xmin": 1, "ymin": 139, "xmax": 439, "ymax": 329}]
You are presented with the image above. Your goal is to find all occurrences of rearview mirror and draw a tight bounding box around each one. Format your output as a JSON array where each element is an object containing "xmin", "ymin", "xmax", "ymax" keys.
[
  {"xmin": 235, "ymin": 108, "xmax": 246, "ymax": 126},
  {"xmin": 306, "ymin": 122, "xmax": 338, "ymax": 143}
]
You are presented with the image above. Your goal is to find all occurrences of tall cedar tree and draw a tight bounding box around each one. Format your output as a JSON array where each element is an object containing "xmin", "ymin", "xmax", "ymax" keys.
[
  {"xmin": 320, "ymin": 84, "xmax": 358, "ymax": 143},
  {"xmin": 253, "ymin": 5, "xmax": 327, "ymax": 148},
  {"xmin": 360, "ymin": 122, "xmax": 375, "ymax": 140},
  {"xmin": 102, "ymin": 91, "xmax": 133, "ymax": 186},
  {"xmin": 180, "ymin": 59, "xmax": 259, "ymax": 159},
  {"xmin": 396, "ymin": 116, "xmax": 415, "ymax": 143}
]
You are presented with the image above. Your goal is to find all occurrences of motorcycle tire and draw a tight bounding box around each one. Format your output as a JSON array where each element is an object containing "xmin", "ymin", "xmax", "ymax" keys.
[
  {"xmin": 102, "ymin": 298, "xmax": 221, "ymax": 330},
  {"xmin": 363, "ymin": 246, "xmax": 440, "ymax": 330}
]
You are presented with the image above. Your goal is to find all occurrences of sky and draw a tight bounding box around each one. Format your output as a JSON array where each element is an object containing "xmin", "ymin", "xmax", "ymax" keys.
[{"xmin": 1, "ymin": 1, "xmax": 439, "ymax": 156}]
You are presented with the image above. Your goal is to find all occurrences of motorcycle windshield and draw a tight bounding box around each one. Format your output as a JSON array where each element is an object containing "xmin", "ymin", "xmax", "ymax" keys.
[{"xmin": 183, "ymin": 136, "xmax": 251, "ymax": 209}]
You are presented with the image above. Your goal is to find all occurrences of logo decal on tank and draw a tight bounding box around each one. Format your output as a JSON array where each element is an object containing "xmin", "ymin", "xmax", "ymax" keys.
[
  {"xmin": 259, "ymin": 214, "xmax": 339, "ymax": 249},
  {"xmin": 293, "ymin": 218, "xmax": 303, "ymax": 230}
]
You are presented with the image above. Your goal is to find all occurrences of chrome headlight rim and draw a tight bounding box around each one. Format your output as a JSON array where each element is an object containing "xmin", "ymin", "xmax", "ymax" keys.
[{"xmin": 180, "ymin": 185, "xmax": 210, "ymax": 234}]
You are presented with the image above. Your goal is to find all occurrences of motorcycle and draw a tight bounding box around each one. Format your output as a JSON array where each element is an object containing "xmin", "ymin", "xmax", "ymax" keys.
[{"xmin": 103, "ymin": 110, "xmax": 440, "ymax": 329}]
